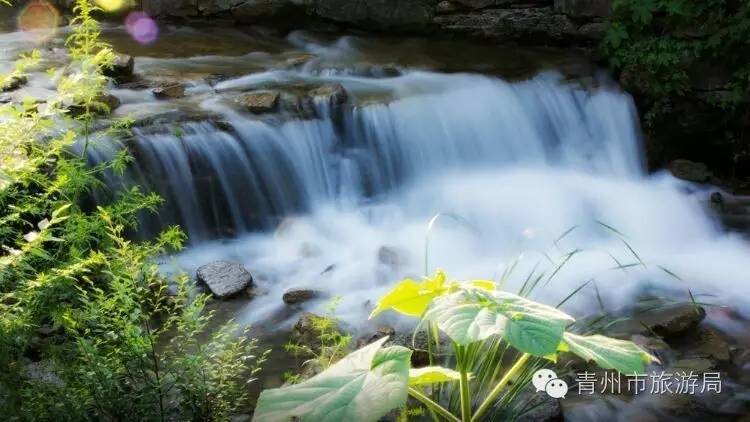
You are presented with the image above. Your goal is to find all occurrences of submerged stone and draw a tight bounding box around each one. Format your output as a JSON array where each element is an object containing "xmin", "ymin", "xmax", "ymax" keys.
[
  {"xmin": 153, "ymin": 83, "xmax": 186, "ymax": 99},
  {"xmin": 283, "ymin": 289, "xmax": 320, "ymax": 305}
]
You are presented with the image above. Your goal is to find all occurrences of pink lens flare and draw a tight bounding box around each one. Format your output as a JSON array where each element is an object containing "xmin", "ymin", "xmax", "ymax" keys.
[{"xmin": 125, "ymin": 12, "xmax": 158, "ymax": 45}]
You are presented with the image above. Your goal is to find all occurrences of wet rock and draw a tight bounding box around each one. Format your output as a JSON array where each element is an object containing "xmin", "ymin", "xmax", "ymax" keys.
[
  {"xmin": 434, "ymin": 7, "xmax": 581, "ymax": 45},
  {"xmin": 607, "ymin": 303, "xmax": 706, "ymax": 337},
  {"xmin": 291, "ymin": 312, "xmax": 336, "ymax": 345},
  {"xmin": 283, "ymin": 289, "xmax": 320, "ymax": 305},
  {"xmin": 436, "ymin": 0, "xmax": 459, "ymax": 14},
  {"xmin": 669, "ymin": 357, "xmax": 716, "ymax": 372},
  {"xmin": 308, "ymin": 83, "xmax": 348, "ymax": 107},
  {"xmin": 69, "ymin": 93, "xmax": 120, "ymax": 116},
  {"xmin": 196, "ymin": 261, "xmax": 253, "ymax": 300},
  {"xmin": 1, "ymin": 75, "xmax": 27, "ymax": 92},
  {"xmin": 647, "ymin": 304, "xmax": 706, "ymax": 336},
  {"xmin": 631, "ymin": 334, "xmax": 670, "ymax": 353},
  {"xmin": 26, "ymin": 360, "xmax": 64, "ymax": 387},
  {"xmin": 516, "ymin": 394, "xmax": 562, "ymax": 422},
  {"xmin": 239, "ymin": 90, "xmax": 280, "ymax": 114},
  {"xmin": 554, "ymin": 0, "xmax": 612, "ymax": 18},
  {"xmin": 284, "ymin": 52, "xmax": 316, "ymax": 68},
  {"xmin": 314, "ymin": 0, "xmax": 435, "ymax": 29},
  {"xmin": 360, "ymin": 326, "xmax": 446, "ymax": 367},
  {"xmin": 377, "ymin": 246, "xmax": 407, "ymax": 268},
  {"xmin": 99, "ymin": 93, "xmax": 121, "ymax": 111},
  {"xmin": 671, "ymin": 326, "xmax": 731, "ymax": 361},
  {"xmin": 670, "ymin": 159, "xmax": 712, "ymax": 183},
  {"xmin": 153, "ymin": 83, "xmax": 186, "ymax": 99},
  {"xmin": 104, "ymin": 54, "xmax": 134, "ymax": 82}
]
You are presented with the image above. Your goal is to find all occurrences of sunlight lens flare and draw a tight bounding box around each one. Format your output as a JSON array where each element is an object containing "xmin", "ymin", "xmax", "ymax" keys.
[
  {"xmin": 125, "ymin": 12, "xmax": 158, "ymax": 44},
  {"xmin": 95, "ymin": 0, "xmax": 126, "ymax": 12},
  {"xmin": 17, "ymin": 0, "xmax": 60, "ymax": 43}
]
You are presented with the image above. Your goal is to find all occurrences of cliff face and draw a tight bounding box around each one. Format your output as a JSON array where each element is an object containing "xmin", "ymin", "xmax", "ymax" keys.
[{"xmin": 129, "ymin": 0, "xmax": 612, "ymax": 45}]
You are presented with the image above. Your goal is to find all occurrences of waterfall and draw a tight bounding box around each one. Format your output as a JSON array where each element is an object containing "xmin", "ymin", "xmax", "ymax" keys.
[
  {"xmin": 89, "ymin": 67, "xmax": 750, "ymax": 328},
  {"xmin": 106, "ymin": 72, "xmax": 644, "ymax": 242}
]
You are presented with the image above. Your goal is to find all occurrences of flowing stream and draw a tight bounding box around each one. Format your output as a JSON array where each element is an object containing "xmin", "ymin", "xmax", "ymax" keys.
[
  {"xmin": 2, "ymin": 20, "xmax": 748, "ymax": 337},
  {"xmin": 85, "ymin": 31, "xmax": 750, "ymax": 336}
]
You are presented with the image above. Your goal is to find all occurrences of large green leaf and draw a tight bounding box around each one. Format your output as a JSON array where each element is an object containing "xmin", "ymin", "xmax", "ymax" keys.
[
  {"xmin": 253, "ymin": 337, "xmax": 411, "ymax": 422},
  {"xmin": 408, "ymin": 366, "xmax": 462, "ymax": 386},
  {"xmin": 423, "ymin": 289, "xmax": 574, "ymax": 356},
  {"xmin": 562, "ymin": 332, "xmax": 660, "ymax": 374}
]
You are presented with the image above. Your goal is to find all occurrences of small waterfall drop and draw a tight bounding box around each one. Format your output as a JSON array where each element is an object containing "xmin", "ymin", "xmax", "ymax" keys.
[{"xmin": 88, "ymin": 58, "xmax": 749, "ymax": 328}]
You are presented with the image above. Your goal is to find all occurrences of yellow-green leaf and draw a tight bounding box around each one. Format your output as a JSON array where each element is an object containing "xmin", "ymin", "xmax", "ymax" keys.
[
  {"xmin": 369, "ymin": 270, "xmax": 449, "ymax": 319},
  {"xmin": 370, "ymin": 271, "xmax": 496, "ymax": 319},
  {"xmin": 408, "ymin": 366, "xmax": 462, "ymax": 386},
  {"xmin": 469, "ymin": 279, "xmax": 496, "ymax": 291}
]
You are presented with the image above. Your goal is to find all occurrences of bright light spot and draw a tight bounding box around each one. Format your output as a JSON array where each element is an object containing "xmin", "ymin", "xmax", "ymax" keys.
[
  {"xmin": 125, "ymin": 12, "xmax": 158, "ymax": 44},
  {"xmin": 95, "ymin": 0, "xmax": 126, "ymax": 12},
  {"xmin": 17, "ymin": 1, "xmax": 60, "ymax": 43}
]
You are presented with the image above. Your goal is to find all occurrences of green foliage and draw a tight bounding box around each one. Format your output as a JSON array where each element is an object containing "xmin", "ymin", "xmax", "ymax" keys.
[
  {"xmin": 257, "ymin": 271, "xmax": 659, "ymax": 422},
  {"xmin": 0, "ymin": 1, "xmax": 267, "ymax": 420},
  {"xmin": 603, "ymin": 0, "xmax": 750, "ymax": 126},
  {"xmin": 284, "ymin": 296, "xmax": 352, "ymax": 378}
]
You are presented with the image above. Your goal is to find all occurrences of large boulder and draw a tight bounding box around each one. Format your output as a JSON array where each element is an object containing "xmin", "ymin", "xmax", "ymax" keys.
[{"xmin": 196, "ymin": 261, "xmax": 253, "ymax": 299}]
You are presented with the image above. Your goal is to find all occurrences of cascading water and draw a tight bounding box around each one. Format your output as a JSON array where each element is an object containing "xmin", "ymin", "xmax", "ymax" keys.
[{"xmin": 86, "ymin": 35, "xmax": 750, "ymax": 331}]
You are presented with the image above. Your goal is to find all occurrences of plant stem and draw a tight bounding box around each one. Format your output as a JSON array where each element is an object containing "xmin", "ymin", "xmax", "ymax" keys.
[
  {"xmin": 408, "ymin": 387, "xmax": 460, "ymax": 422},
  {"xmin": 471, "ymin": 353, "xmax": 531, "ymax": 422},
  {"xmin": 455, "ymin": 345, "xmax": 472, "ymax": 422}
]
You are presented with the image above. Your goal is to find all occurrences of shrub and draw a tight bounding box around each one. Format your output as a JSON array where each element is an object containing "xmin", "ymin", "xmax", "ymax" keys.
[{"xmin": 0, "ymin": 1, "xmax": 267, "ymax": 420}]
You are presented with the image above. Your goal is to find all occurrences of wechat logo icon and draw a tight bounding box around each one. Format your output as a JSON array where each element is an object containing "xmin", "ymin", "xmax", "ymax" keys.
[{"xmin": 532, "ymin": 369, "xmax": 568, "ymax": 399}]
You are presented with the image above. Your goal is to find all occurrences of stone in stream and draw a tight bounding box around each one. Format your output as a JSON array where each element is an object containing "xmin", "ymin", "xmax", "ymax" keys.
[
  {"xmin": 282, "ymin": 289, "xmax": 320, "ymax": 305},
  {"xmin": 670, "ymin": 159, "xmax": 712, "ymax": 183},
  {"xmin": 607, "ymin": 303, "xmax": 706, "ymax": 337},
  {"xmin": 308, "ymin": 83, "xmax": 348, "ymax": 106},
  {"xmin": 68, "ymin": 93, "xmax": 120, "ymax": 116},
  {"xmin": 239, "ymin": 90, "xmax": 280, "ymax": 113},
  {"xmin": 196, "ymin": 261, "xmax": 253, "ymax": 299},
  {"xmin": 377, "ymin": 245, "xmax": 408, "ymax": 268},
  {"xmin": 103, "ymin": 54, "xmax": 135, "ymax": 82},
  {"xmin": 669, "ymin": 326, "xmax": 731, "ymax": 361},
  {"xmin": 153, "ymin": 83, "xmax": 186, "ymax": 99}
]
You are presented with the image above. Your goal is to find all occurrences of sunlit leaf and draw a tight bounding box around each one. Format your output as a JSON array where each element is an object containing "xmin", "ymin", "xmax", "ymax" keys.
[
  {"xmin": 408, "ymin": 366, "xmax": 462, "ymax": 386},
  {"xmin": 253, "ymin": 337, "xmax": 411, "ymax": 422},
  {"xmin": 424, "ymin": 289, "xmax": 574, "ymax": 356},
  {"xmin": 370, "ymin": 271, "xmax": 495, "ymax": 319}
]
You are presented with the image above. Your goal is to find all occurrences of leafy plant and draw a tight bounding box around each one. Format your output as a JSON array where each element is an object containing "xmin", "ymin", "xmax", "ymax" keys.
[
  {"xmin": 254, "ymin": 270, "xmax": 659, "ymax": 422},
  {"xmin": 0, "ymin": 1, "xmax": 268, "ymax": 420},
  {"xmin": 284, "ymin": 296, "xmax": 352, "ymax": 380},
  {"xmin": 603, "ymin": 0, "xmax": 750, "ymax": 127}
]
